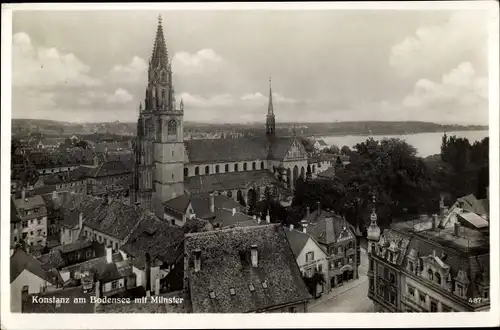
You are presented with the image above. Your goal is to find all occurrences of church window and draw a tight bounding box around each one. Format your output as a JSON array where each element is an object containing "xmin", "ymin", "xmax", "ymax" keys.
[
  {"xmin": 184, "ymin": 168, "xmax": 188, "ymax": 177},
  {"xmin": 156, "ymin": 118, "xmax": 163, "ymax": 141},
  {"xmin": 215, "ymin": 165, "xmax": 220, "ymax": 173},
  {"xmin": 234, "ymin": 164, "xmax": 239, "ymax": 172},
  {"xmin": 225, "ymin": 164, "xmax": 229, "ymax": 172},
  {"xmin": 253, "ymin": 162, "xmax": 256, "ymax": 170},
  {"xmin": 435, "ymin": 272, "xmax": 441, "ymax": 285},
  {"xmin": 167, "ymin": 120, "xmax": 177, "ymax": 139},
  {"xmin": 205, "ymin": 166, "xmax": 210, "ymax": 175},
  {"xmin": 243, "ymin": 163, "xmax": 247, "ymax": 171},
  {"xmin": 172, "ymin": 173, "xmax": 174, "ymax": 180},
  {"xmin": 195, "ymin": 167, "xmax": 199, "ymax": 175},
  {"xmin": 260, "ymin": 161, "xmax": 265, "ymax": 169}
]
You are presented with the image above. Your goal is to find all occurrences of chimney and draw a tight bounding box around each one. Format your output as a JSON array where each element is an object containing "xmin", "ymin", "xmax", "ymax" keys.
[
  {"xmin": 155, "ymin": 278, "xmax": 160, "ymax": 296},
  {"xmin": 432, "ymin": 214, "xmax": 438, "ymax": 230},
  {"xmin": 209, "ymin": 193, "xmax": 215, "ymax": 214},
  {"xmin": 257, "ymin": 216, "xmax": 261, "ymax": 224},
  {"xmin": 266, "ymin": 212, "xmax": 271, "ymax": 223},
  {"xmin": 21, "ymin": 189, "xmax": 26, "ymax": 201},
  {"xmin": 250, "ymin": 245, "xmax": 258, "ymax": 267},
  {"xmin": 194, "ymin": 249, "xmax": 201, "ymax": 272},
  {"xmin": 232, "ymin": 208, "xmax": 236, "ymax": 216},
  {"xmin": 79, "ymin": 212, "xmax": 84, "ymax": 230},
  {"xmin": 289, "ymin": 224, "xmax": 294, "ymax": 231},
  {"xmin": 303, "ymin": 223, "xmax": 308, "ymax": 233},
  {"xmin": 317, "ymin": 201, "xmax": 321, "ymax": 215},
  {"xmin": 454, "ymin": 223, "xmax": 460, "ymax": 236},
  {"xmin": 306, "ymin": 206, "xmax": 310, "ymax": 217},
  {"xmin": 106, "ymin": 246, "xmax": 113, "ymax": 263}
]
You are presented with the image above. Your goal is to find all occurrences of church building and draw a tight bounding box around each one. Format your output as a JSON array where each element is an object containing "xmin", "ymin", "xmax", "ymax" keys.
[{"xmin": 133, "ymin": 16, "xmax": 321, "ymax": 220}]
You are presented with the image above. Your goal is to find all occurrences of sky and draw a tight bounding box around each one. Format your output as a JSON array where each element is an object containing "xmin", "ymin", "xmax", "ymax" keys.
[{"xmin": 10, "ymin": 9, "xmax": 491, "ymax": 124}]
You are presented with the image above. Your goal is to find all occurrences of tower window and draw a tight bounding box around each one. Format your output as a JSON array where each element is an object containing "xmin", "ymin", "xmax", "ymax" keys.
[
  {"xmin": 243, "ymin": 163, "xmax": 247, "ymax": 171},
  {"xmin": 225, "ymin": 164, "xmax": 229, "ymax": 172},
  {"xmin": 184, "ymin": 168, "xmax": 188, "ymax": 177},
  {"xmin": 215, "ymin": 165, "xmax": 220, "ymax": 173},
  {"xmin": 167, "ymin": 120, "xmax": 177, "ymax": 139},
  {"xmin": 205, "ymin": 166, "xmax": 210, "ymax": 175},
  {"xmin": 253, "ymin": 162, "xmax": 256, "ymax": 170},
  {"xmin": 195, "ymin": 167, "xmax": 199, "ymax": 175},
  {"xmin": 234, "ymin": 164, "xmax": 239, "ymax": 172},
  {"xmin": 260, "ymin": 161, "xmax": 265, "ymax": 170}
]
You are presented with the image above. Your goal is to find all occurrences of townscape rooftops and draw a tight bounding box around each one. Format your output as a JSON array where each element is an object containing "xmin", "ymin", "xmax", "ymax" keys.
[
  {"xmin": 79, "ymin": 196, "xmax": 156, "ymax": 240},
  {"xmin": 41, "ymin": 169, "xmax": 87, "ymax": 185},
  {"xmin": 303, "ymin": 209, "xmax": 355, "ymax": 245},
  {"xmin": 121, "ymin": 215, "xmax": 185, "ymax": 266},
  {"xmin": 189, "ymin": 193, "xmax": 243, "ymax": 219},
  {"xmin": 163, "ymin": 194, "xmax": 191, "ymax": 213},
  {"xmin": 209, "ymin": 208, "xmax": 260, "ymax": 228},
  {"xmin": 85, "ymin": 160, "xmax": 131, "ymax": 178},
  {"xmin": 184, "ymin": 224, "xmax": 311, "ymax": 313},
  {"xmin": 10, "ymin": 248, "xmax": 60, "ymax": 285},
  {"xmin": 62, "ymin": 255, "xmax": 123, "ymax": 283},
  {"xmin": 23, "ymin": 286, "xmax": 96, "ymax": 313},
  {"xmin": 38, "ymin": 249, "xmax": 67, "ymax": 270},
  {"xmin": 184, "ymin": 170, "xmax": 280, "ymax": 194}
]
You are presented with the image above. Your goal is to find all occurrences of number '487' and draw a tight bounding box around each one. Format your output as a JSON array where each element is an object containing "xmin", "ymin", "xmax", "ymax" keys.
[{"xmin": 469, "ymin": 298, "xmax": 482, "ymax": 304}]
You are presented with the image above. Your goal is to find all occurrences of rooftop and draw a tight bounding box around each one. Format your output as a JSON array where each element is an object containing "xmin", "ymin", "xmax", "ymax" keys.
[
  {"xmin": 184, "ymin": 224, "xmax": 311, "ymax": 313},
  {"xmin": 10, "ymin": 248, "xmax": 61, "ymax": 285}
]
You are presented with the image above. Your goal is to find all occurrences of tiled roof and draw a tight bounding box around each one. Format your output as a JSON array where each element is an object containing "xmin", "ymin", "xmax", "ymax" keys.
[
  {"xmin": 190, "ymin": 193, "xmax": 244, "ymax": 219},
  {"xmin": 210, "ymin": 208, "xmax": 259, "ymax": 229},
  {"xmin": 13, "ymin": 195, "xmax": 46, "ymax": 211},
  {"xmin": 60, "ymin": 196, "xmax": 102, "ymax": 229},
  {"xmin": 80, "ymin": 196, "xmax": 155, "ymax": 241},
  {"xmin": 267, "ymin": 137, "xmax": 297, "ymax": 160},
  {"xmin": 304, "ymin": 209, "xmax": 354, "ymax": 245},
  {"xmin": 23, "ymin": 286, "xmax": 95, "ymax": 313},
  {"xmin": 185, "ymin": 137, "xmax": 268, "ymax": 163},
  {"xmin": 456, "ymin": 194, "xmax": 489, "ymax": 216},
  {"xmin": 184, "ymin": 224, "xmax": 312, "ymax": 313},
  {"xmin": 121, "ymin": 215, "xmax": 185, "ymax": 266},
  {"xmin": 85, "ymin": 160, "xmax": 131, "ymax": 178},
  {"xmin": 55, "ymin": 240, "xmax": 93, "ymax": 254},
  {"xmin": 163, "ymin": 195, "xmax": 191, "ymax": 213},
  {"xmin": 38, "ymin": 249, "xmax": 67, "ymax": 270},
  {"xmin": 41, "ymin": 169, "xmax": 86, "ymax": 185},
  {"xmin": 185, "ymin": 170, "xmax": 279, "ymax": 194},
  {"xmin": 285, "ymin": 229, "xmax": 311, "ymax": 258},
  {"xmin": 10, "ymin": 249, "xmax": 60, "ymax": 284}
]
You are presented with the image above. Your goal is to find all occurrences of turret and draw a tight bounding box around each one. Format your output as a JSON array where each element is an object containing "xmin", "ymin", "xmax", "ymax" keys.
[{"xmin": 366, "ymin": 195, "xmax": 381, "ymax": 254}]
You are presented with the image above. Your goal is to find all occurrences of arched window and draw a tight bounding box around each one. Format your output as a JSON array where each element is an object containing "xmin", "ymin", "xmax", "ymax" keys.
[
  {"xmin": 435, "ymin": 272, "xmax": 441, "ymax": 285},
  {"xmin": 215, "ymin": 165, "xmax": 220, "ymax": 173},
  {"xmin": 243, "ymin": 163, "xmax": 247, "ymax": 171},
  {"xmin": 156, "ymin": 118, "xmax": 163, "ymax": 141},
  {"xmin": 227, "ymin": 191, "xmax": 233, "ymax": 198},
  {"xmin": 428, "ymin": 269, "xmax": 434, "ymax": 281},
  {"xmin": 225, "ymin": 164, "xmax": 229, "ymax": 172},
  {"xmin": 260, "ymin": 161, "xmax": 265, "ymax": 170},
  {"xmin": 184, "ymin": 167, "xmax": 188, "ymax": 177},
  {"xmin": 253, "ymin": 162, "xmax": 256, "ymax": 170},
  {"xmin": 234, "ymin": 164, "xmax": 239, "ymax": 172},
  {"xmin": 167, "ymin": 120, "xmax": 177, "ymax": 140},
  {"xmin": 195, "ymin": 167, "xmax": 199, "ymax": 175},
  {"xmin": 205, "ymin": 166, "xmax": 210, "ymax": 175},
  {"xmin": 146, "ymin": 118, "xmax": 154, "ymax": 139}
]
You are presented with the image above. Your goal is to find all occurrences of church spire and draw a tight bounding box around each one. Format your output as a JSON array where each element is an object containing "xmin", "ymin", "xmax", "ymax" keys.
[
  {"xmin": 150, "ymin": 15, "xmax": 168, "ymax": 71},
  {"xmin": 367, "ymin": 193, "xmax": 381, "ymax": 248},
  {"xmin": 268, "ymin": 77, "xmax": 274, "ymax": 116},
  {"xmin": 266, "ymin": 77, "xmax": 276, "ymax": 138}
]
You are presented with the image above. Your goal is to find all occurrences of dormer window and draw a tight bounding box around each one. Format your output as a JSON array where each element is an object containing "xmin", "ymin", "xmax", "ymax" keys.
[
  {"xmin": 209, "ymin": 291, "xmax": 216, "ymax": 299},
  {"xmin": 427, "ymin": 269, "xmax": 434, "ymax": 281},
  {"xmin": 229, "ymin": 288, "xmax": 236, "ymax": 296},
  {"xmin": 435, "ymin": 272, "xmax": 441, "ymax": 285}
]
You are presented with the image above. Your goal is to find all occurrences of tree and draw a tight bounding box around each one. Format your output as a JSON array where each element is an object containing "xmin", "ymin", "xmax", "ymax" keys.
[
  {"xmin": 322, "ymin": 145, "xmax": 340, "ymax": 154},
  {"xmin": 303, "ymin": 270, "xmax": 326, "ymax": 298},
  {"xmin": 300, "ymin": 138, "xmax": 315, "ymax": 154},
  {"xmin": 335, "ymin": 156, "xmax": 343, "ymax": 169},
  {"xmin": 341, "ymin": 145, "xmax": 352, "ymax": 156}
]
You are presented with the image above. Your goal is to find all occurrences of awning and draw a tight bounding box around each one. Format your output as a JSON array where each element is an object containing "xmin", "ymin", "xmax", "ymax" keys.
[{"xmin": 340, "ymin": 264, "xmax": 353, "ymax": 272}]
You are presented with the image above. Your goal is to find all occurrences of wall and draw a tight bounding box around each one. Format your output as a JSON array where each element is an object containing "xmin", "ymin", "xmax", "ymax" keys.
[
  {"xmin": 132, "ymin": 265, "xmax": 145, "ymax": 288},
  {"xmin": 296, "ymin": 237, "xmax": 330, "ymax": 292},
  {"xmin": 20, "ymin": 215, "xmax": 47, "ymax": 247},
  {"xmin": 82, "ymin": 226, "xmax": 122, "ymax": 251},
  {"xmin": 102, "ymin": 278, "xmax": 125, "ymax": 294},
  {"xmin": 184, "ymin": 159, "xmax": 267, "ymax": 178},
  {"xmin": 11, "ymin": 269, "xmax": 54, "ymax": 312}
]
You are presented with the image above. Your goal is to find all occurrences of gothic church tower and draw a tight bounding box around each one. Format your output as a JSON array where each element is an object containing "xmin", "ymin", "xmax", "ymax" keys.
[{"xmin": 134, "ymin": 16, "xmax": 185, "ymax": 217}]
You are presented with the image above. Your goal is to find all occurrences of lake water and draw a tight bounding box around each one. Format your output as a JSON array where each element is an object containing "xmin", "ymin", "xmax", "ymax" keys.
[{"xmin": 319, "ymin": 130, "xmax": 489, "ymax": 157}]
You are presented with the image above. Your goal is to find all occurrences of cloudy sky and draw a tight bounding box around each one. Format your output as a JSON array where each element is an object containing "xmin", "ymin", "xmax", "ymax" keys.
[{"xmin": 11, "ymin": 9, "xmax": 490, "ymax": 124}]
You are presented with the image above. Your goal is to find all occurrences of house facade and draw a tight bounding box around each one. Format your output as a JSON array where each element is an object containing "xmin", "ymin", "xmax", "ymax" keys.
[{"xmin": 12, "ymin": 193, "xmax": 48, "ymax": 248}]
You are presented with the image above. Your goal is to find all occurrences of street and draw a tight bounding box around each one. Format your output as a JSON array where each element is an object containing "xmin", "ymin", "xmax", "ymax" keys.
[{"xmin": 308, "ymin": 246, "xmax": 375, "ymax": 313}]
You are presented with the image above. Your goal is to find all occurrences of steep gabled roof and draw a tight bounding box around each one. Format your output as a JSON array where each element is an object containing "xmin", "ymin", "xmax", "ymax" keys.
[
  {"xmin": 185, "ymin": 224, "xmax": 311, "ymax": 313},
  {"xmin": 10, "ymin": 249, "xmax": 60, "ymax": 284},
  {"xmin": 285, "ymin": 229, "xmax": 311, "ymax": 258},
  {"xmin": 184, "ymin": 137, "xmax": 269, "ymax": 164},
  {"xmin": 184, "ymin": 170, "xmax": 279, "ymax": 194}
]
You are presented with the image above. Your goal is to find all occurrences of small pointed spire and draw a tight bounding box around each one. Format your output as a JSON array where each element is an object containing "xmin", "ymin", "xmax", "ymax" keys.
[
  {"xmin": 180, "ymin": 98, "xmax": 184, "ymax": 111},
  {"xmin": 267, "ymin": 76, "xmax": 274, "ymax": 116}
]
